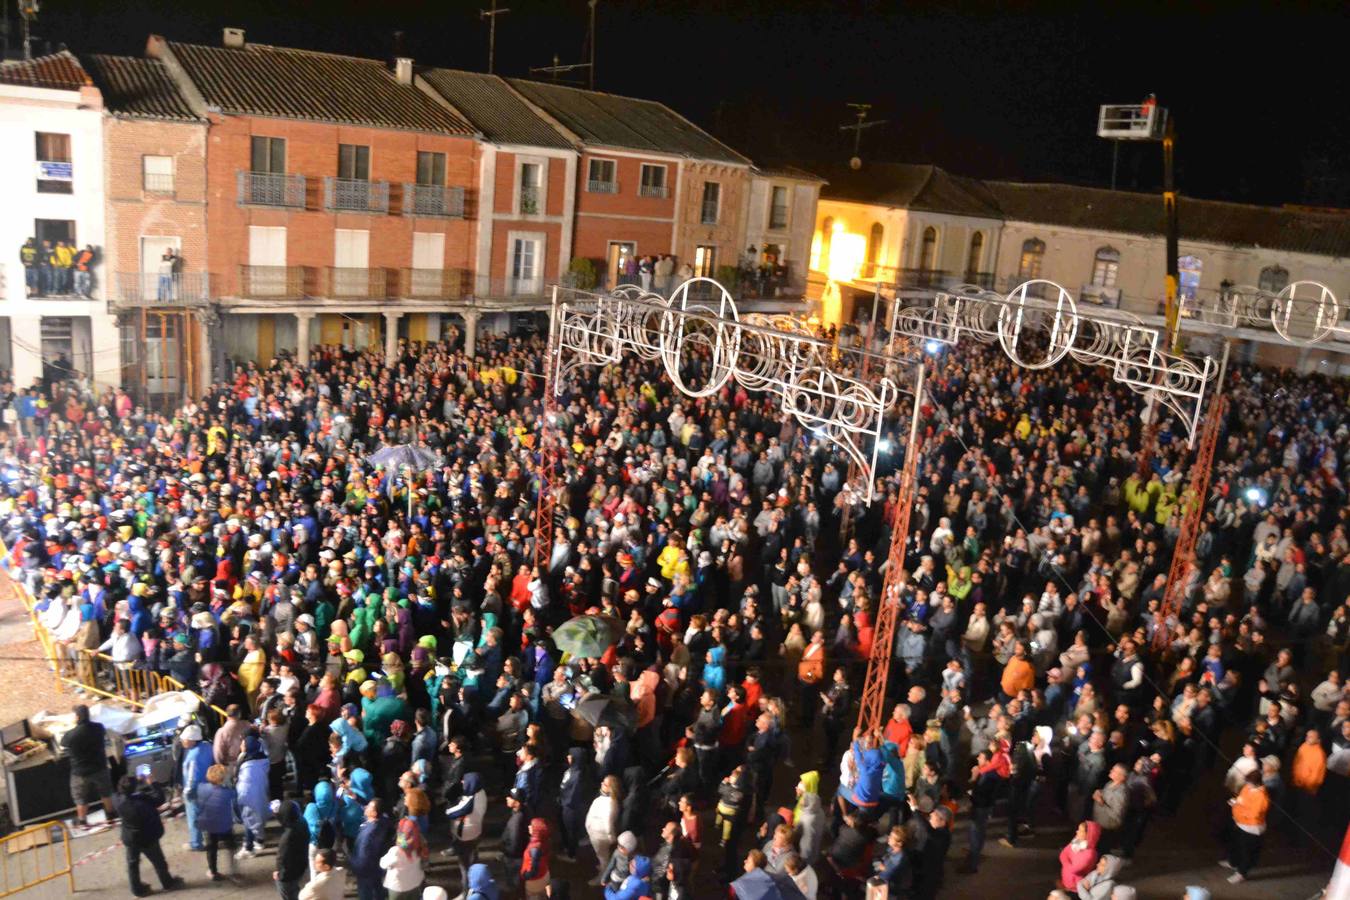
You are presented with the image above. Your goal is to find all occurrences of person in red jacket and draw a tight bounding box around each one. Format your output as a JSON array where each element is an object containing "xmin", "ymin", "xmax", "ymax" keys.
[
  {"xmin": 1059, "ymin": 820, "xmax": 1101, "ymax": 890},
  {"xmin": 521, "ymin": 817, "xmax": 551, "ymax": 895}
]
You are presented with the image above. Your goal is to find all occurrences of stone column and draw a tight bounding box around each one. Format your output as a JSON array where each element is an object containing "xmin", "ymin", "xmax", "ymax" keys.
[
  {"xmin": 383, "ymin": 311, "xmax": 402, "ymax": 367},
  {"xmin": 295, "ymin": 311, "xmax": 314, "ymax": 366},
  {"xmin": 463, "ymin": 309, "xmax": 480, "ymax": 358}
]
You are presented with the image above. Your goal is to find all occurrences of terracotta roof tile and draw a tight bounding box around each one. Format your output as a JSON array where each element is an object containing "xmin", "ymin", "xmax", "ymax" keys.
[
  {"xmin": 87, "ymin": 55, "xmax": 201, "ymax": 122},
  {"xmin": 0, "ymin": 50, "xmax": 91, "ymax": 91}
]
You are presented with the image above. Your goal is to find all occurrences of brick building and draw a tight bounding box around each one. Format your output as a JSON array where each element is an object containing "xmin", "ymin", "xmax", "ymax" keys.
[
  {"xmin": 148, "ymin": 31, "xmax": 482, "ymax": 365},
  {"xmin": 504, "ymin": 79, "xmax": 753, "ymax": 292},
  {"xmin": 87, "ymin": 53, "xmax": 212, "ymax": 405}
]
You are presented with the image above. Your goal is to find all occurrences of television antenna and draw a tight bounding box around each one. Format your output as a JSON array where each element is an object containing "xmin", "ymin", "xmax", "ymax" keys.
[
  {"xmin": 840, "ymin": 102, "xmax": 886, "ymax": 170},
  {"xmin": 480, "ymin": 0, "xmax": 510, "ymax": 74},
  {"xmin": 530, "ymin": 54, "xmax": 591, "ymax": 85}
]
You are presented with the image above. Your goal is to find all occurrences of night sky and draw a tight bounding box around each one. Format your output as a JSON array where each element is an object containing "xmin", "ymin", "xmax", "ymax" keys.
[{"xmin": 22, "ymin": 0, "xmax": 1349, "ymax": 208}]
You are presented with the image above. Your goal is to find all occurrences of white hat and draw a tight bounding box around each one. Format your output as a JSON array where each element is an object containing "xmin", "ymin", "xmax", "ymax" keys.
[
  {"xmin": 422, "ymin": 889, "xmax": 449, "ymax": 900},
  {"xmin": 180, "ymin": 725, "xmax": 203, "ymax": 742}
]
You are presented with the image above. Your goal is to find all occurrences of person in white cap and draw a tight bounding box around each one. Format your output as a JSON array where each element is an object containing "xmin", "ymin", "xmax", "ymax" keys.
[{"xmin": 180, "ymin": 724, "xmax": 215, "ymax": 852}]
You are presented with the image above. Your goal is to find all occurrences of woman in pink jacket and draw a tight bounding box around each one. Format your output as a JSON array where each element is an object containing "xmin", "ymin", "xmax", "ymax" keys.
[{"xmin": 1058, "ymin": 820, "xmax": 1101, "ymax": 890}]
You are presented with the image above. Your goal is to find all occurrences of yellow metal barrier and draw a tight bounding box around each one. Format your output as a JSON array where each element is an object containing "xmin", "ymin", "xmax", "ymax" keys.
[{"xmin": 0, "ymin": 820, "xmax": 75, "ymax": 898}]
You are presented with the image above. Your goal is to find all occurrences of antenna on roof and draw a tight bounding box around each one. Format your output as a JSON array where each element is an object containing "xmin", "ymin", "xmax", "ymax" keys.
[
  {"xmin": 840, "ymin": 102, "xmax": 886, "ymax": 170},
  {"xmin": 17, "ymin": 0, "xmax": 39, "ymax": 61},
  {"xmin": 529, "ymin": 54, "xmax": 591, "ymax": 86},
  {"xmin": 480, "ymin": 0, "xmax": 510, "ymax": 74}
]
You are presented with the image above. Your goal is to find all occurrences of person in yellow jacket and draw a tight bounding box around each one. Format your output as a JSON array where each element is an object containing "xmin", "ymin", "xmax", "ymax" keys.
[
  {"xmin": 1290, "ymin": 728, "xmax": 1326, "ymax": 839},
  {"xmin": 206, "ymin": 423, "xmax": 228, "ymax": 458},
  {"xmin": 657, "ymin": 540, "xmax": 689, "ymax": 582},
  {"xmin": 1013, "ymin": 413, "xmax": 1031, "ymax": 441},
  {"xmin": 51, "ymin": 240, "xmax": 75, "ymax": 294}
]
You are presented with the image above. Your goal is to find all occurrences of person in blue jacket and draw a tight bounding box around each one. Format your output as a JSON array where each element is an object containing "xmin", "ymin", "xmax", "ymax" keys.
[
  {"xmin": 179, "ymin": 725, "xmax": 215, "ymax": 851},
  {"xmin": 465, "ymin": 862, "xmax": 500, "ymax": 900},
  {"xmin": 303, "ymin": 781, "xmax": 339, "ymax": 877},
  {"xmin": 235, "ymin": 734, "xmax": 270, "ymax": 857},
  {"xmin": 348, "ymin": 797, "xmax": 394, "ymax": 900},
  {"xmin": 604, "ymin": 854, "xmax": 651, "ymax": 900},
  {"xmin": 879, "ymin": 740, "xmax": 909, "ymax": 824},
  {"xmin": 844, "ymin": 730, "xmax": 885, "ymax": 816},
  {"xmin": 703, "ymin": 646, "xmax": 728, "ymax": 695},
  {"xmin": 195, "ymin": 764, "xmax": 238, "ymax": 881},
  {"xmin": 339, "ymin": 768, "xmax": 375, "ymax": 844}
]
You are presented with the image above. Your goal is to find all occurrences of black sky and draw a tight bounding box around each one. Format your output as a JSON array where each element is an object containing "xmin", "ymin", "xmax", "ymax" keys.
[{"xmin": 28, "ymin": 0, "xmax": 1350, "ymax": 207}]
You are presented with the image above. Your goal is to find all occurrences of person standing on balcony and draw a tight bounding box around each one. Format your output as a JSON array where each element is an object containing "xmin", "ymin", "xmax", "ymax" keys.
[
  {"xmin": 157, "ymin": 248, "xmax": 178, "ymax": 301},
  {"xmin": 19, "ymin": 237, "xmax": 38, "ymax": 297},
  {"xmin": 654, "ymin": 255, "xmax": 674, "ymax": 296},
  {"xmin": 37, "ymin": 239, "xmax": 53, "ymax": 295},
  {"xmin": 52, "ymin": 240, "xmax": 74, "ymax": 294},
  {"xmin": 639, "ymin": 256, "xmax": 654, "ymax": 292},
  {"xmin": 74, "ymin": 245, "xmax": 96, "ymax": 298}
]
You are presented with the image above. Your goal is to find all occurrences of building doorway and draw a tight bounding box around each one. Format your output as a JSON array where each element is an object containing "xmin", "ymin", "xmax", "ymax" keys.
[{"xmin": 607, "ymin": 241, "xmax": 636, "ymax": 288}]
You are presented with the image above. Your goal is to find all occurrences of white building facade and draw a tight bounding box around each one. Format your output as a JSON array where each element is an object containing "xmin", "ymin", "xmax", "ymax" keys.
[{"xmin": 0, "ymin": 52, "xmax": 116, "ymax": 391}]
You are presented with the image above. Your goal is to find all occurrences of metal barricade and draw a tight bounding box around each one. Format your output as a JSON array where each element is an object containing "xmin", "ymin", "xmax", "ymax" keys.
[{"xmin": 0, "ymin": 820, "xmax": 75, "ymax": 898}]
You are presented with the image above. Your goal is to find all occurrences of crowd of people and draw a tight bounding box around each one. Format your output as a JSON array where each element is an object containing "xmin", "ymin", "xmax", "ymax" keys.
[{"xmin": 2, "ymin": 316, "xmax": 1348, "ymax": 900}]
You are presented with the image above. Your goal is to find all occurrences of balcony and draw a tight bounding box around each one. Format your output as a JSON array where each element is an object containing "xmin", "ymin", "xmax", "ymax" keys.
[
  {"xmin": 700, "ymin": 201, "xmax": 719, "ymax": 225},
  {"xmin": 518, "ymin": 185, "xmax": 541, "ymax": 215},
  {"xmin": 1080, "ymin": 283, "xmax": 1122, "ymax": 307},
  {"xmin": 324, "ymin": 177, "xmax": 390, "ymax": 214},
  {"xmin": 639, "ymin": 184, "xmax": 668, "ymax": 199},
  {"xmin": 240, "ymin": 265, "xmax": 305, "ymax": 299},
  {"xmin": 587, "ymin": 179, "xmax": 619, "ymax": 194},
  {"xmin": 324, "ymin": 267, "xmax": 389, "ymax": 300},
  {"xmin": 237, "ymin": 171, "xmax": 306, "ymax": 208},
  {"xmin": 896, "ymin": 268, "xmax": 949, "ymax": 289},
  {"xmin": 401, "ymin": 268, "xmax": 469, "ymax": 300},
  {"xmin": 402, "ymin": 183, "xmax": 465, "ymax": 218},
  {"xmin": 477, "ymin": 274, "xmax": 547, "ymax": 300},
  {"xmin": 114, "ymin": 272, "xmax": 211, "ymax": 307},
  {"xmin": 960, "ymin": 271, "xmax": 996, "ymax": 290}
]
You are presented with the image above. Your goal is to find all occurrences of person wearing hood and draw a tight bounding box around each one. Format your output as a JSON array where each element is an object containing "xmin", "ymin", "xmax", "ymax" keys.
[
  {"xmin": 521, "ymin": 817, "xmax": 551, "ymax": 896},
  {"xmin": 380, "ymin": 817, "xmax": 427, "ymax": 899},
  {"xmin": 304, "ymin": 781, "xmax": 340, "ymax": 878},
  {"xmin": 1059, "ymin": 821, "xmax": 1101, "ymax": 890},
  {"xmin": 1076, "ymin": 854, "xmax": 1122, "ymax": 900},
  {"xmin": 274, "ymin": 799, "xmax": 311, "ymax": 900},
  {"xmin": 331, "ymin": 709, "xmax": 369, "ymax": 760},
  {"xmin": 617, "ymin": 765, "xmax": 649, "ymax": 838},
  {"xmin": 380, "ymin": 719, "xmax": 413, "ymax": 804},
  {"xmin": 465, "ymin": 863, "xmax": 500, "ymax": 900},
  {"xmin": 585, "ymin": 773, "xmax": 621, "ymax": 879},
  {"xmin": 499, "ymin": 788, "xmax": 531, "ymax": 895},
  {"xmin": 600, "ymin": 831, "xmax": 637, "ymax": 893},
  {"xmin": 703, "ymin": 645, "xmax": 728, "ymax": 695},
  {"xmin": 445, "ymin": 772, "xmax": 487, "ymax": 889},
  {"xmin": 349, "ymin": 798, "xmax": 394, "ymax": 900},
  {"xmin": 236, "ymin": 733, "xmax": 272, "ymax": 858},
  {"xmin": 793, "ymin": 771, "xmax": 826, "ymax": 864},
  {"xmin": 340, "ymin": 769, "xmax": 377, "ymax": 845},
  {"xmin": 604, "ymin": 854, "xmax": 652, "ymax": 900},
  {"xmin": 559, "ymin": 747, "xmax": 595, "ymax": 861}
]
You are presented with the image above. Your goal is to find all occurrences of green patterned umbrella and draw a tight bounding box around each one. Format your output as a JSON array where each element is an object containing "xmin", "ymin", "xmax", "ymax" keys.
[{"xmin": 552, "ymin": 614, "xmax": 623, "ymax": 659}]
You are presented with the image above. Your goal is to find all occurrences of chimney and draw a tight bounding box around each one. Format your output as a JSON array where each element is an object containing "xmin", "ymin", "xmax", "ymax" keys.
[
  {"xmin": 223, "ymin": 27, "xmax": 245, "ymax": 49},
  {"xmin": 394, "ymin": 57, "xmax": 414, "ymax": 86}
]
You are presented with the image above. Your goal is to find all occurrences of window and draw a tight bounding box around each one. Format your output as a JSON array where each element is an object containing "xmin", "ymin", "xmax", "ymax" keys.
[
  {"xmin": 511, "ymin": 236, "xmax": 542, "ymax": 295},
  {"xmin": 1018, "ymin": 238, "xmax": 1045, "ymax": 280},
  {"xmin": 769, "ymin": 186, "xmax": 789, "ymax": 229},
  {"xmin": 337, "ymin": 144, "xmax": 370, "ymax": 181},
  {"xmin": 1178, "ymin": 255, "xmax": 1203, "ymax": 300},
  {"xmin": 519, "ymin": 162, "xmax": 542, "ymax": 214},
  {"xmin": 36, "ymin": 132, "xmax": 72, "ymax": 193},
  {"xmin": 966, "ymin": 232, "xmax": 984, "ymax": 276},
  {"xmin": 587, "ymin": 158, "xmax": 617, "ymax": 193},
  {"xmin": 694, "ymin": 244, "xmax": 716, "ymax": 278},
  {"xmin": 639, "ymin": 164, "xmax": 667, "ymax": 198},
  {"xmin": 1258, "ymin": 265, "xmax": 1289, "ymax": 293},
  {"xmin": 143, "ymin": 155, "xmax": 174, "ymax": 193},
  {"xmin": 333, "ymin": 229, "xmax": 371, "ymax": 297},
  {"xmin": 246, "ymin": 225, "xmax": 288, "ymax": 297},
  {"xmin": 918, "ymin": 226, "xmax": 938, "ymax": 272},
  {"xmin": 865, "ymin": 222, "xmax": 884, "ymax": 276},
  {"xmin": 817, "ymin": 216, "xmax": 834, "ymax": 271},
  {"xmin": 250, "ymin": 136, "xmax": 286, "ymax": 173},
  {"xmin": 416, "ymin": 151, "xmax": 446, "ymax": 186},
  {"xmin": 701, "ymin": 182, "xmax": 721, "ymax": 225},
  {"xmin": 1091, "ymin": 246, "xmax": 1120, "ymax": 287}
]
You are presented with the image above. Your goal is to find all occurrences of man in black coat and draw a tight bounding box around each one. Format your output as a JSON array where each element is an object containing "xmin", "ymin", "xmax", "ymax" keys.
[
  {"xmin": 60, "ymin": 704, "xmax": 114, "ymax": 828},
  {"xmin": 115, "ymin": 772, "xmax": 184, "ymax": 897},
  {"xmin": 272, "ymin": 800, "xmax": 310, "ymax": 900}
]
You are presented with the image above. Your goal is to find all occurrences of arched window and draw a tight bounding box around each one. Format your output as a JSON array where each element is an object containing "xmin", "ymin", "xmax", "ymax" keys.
[
  {"xmin": 1091, "ymin": 246, "xmax": 1120, "ymax": 287},
  {"xmin": 1018, "ymin": 238, "xmax": 1045, "ymax": 280},
  {"xmin": 1258, "ymin": 265, "xmax": 1289, "ymax": 293},
  {"xmin": 966, "ymin": 231, "xmax": 984, "ymax": 278},
  {"xmin": 865, "ymin": 222, "xmax": 884, "ymax": 276},
  {"xmin": 1179, "ymin": 254, "xmax": 1203, "ymax": 300},
  {"xmin": 819, "ymin": 216, "xmax": 834, "ymax": 271},
  {"xmin": 918, "ymin": 226, "xmax": 938, "ymax": 272}
]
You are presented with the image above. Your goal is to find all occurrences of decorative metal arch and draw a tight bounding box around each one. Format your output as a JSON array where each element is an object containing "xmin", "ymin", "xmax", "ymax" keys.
[
  {"xmin": 549, "ymin": 278, "xmax": 912, "ymax": 503},
  {"xmin": 1182, "ymin": 281, "xmax": 1345, "ymax": 346}
]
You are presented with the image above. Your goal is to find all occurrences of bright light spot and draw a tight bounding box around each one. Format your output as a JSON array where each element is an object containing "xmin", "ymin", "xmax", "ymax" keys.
[
  {"xmin": 925, "ymin": 340, "xmax": 942, "ymax": 355},
  {"xmin": 826, "ymin": 232, "xmax": 867, "ymax": 283},
  {"xmin": 877, "ymin": 439, "xmax": 892, "ymax": 453},
  {"xmin": 1245, "ymin": 487, "xmax": 1267, "ymax": 506}
]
